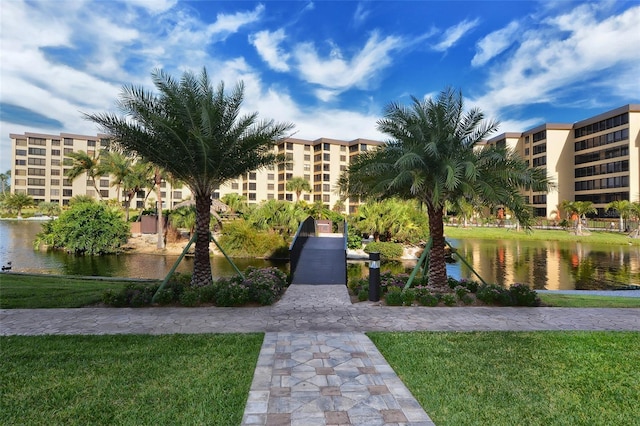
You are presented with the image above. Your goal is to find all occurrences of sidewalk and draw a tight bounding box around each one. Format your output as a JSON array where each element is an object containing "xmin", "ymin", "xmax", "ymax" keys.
[{"xmin": 2, "ymin": 285, "xmax": 639, "ymax": 426}]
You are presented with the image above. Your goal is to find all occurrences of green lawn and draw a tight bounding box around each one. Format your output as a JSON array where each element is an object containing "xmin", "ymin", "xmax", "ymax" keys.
[
  {"xmin": 0, "ymin": 333, "xmax": 263, "ymax": 425},
  {"xmin": 444, "ymin": 225, "xmax": 640, "ymax": 246},
  {"xmin": 369, "ymin": 331, "xmax": 640, "ymax": 426},
  {"xmin": 0, "ymin": 273, "xmax": 144, "ymax": 308},
  {"xmin": 539, "ymin": 292, "xmax": 640, "ymax": 308}
]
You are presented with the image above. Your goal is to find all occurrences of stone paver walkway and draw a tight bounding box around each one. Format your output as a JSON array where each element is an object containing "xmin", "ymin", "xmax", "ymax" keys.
[{"xmin": 2, "ymin": 284, "xmax": 639, "ymax": 426}]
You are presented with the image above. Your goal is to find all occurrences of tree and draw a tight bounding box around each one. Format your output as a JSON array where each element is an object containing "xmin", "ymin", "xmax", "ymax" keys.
[
  {"xmin": 286, "ymin": 176, "xmax": 311, "ymax": 202},
  {"xmin": 4, "ymin": 193, "xmax": 35, "ymax": 219},
  {"xmin": 221, "ymin": 193, "xmax": 248, "ymax": 216},
  {"xmin": 34, "ymin": 200, "xmax": 129, "ymax": 255},
  {"xmin": 64, "ymin": 151, "xmax": 103, "ymax": 199},
  {"xmin": 340, "ymin": 88, "xmax": 550, "ymax": 289},
  {"xmin": 606, "ymin": 200, "xmax": 632, "ymax": 232},
  {"xmin": 97, "ymin": 149, "xmax": 132, "ymax": 203},
  {"xmin": 565, "ymin": 201, "xmax": 597, "ymax": 236},
  {"xmin": 121, "ymin": 161, "xmax": 154, "ymax": 221},
  {"xmin": 86, "ymin": 68, "xmax": 293, "ymax": 287},
  {"xmin": 38, "ymin": 202, "xmax": 61, "ymax": 218},
  {"xmin": 0, "ymin": 170, "xmax": 10, "ymax": 194}
]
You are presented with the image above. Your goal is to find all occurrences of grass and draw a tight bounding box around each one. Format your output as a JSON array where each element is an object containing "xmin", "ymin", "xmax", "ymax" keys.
[
  {"xmin": 369, "ymin": 331, "xmax": 640, "ymax": 426},
  {"xmin": 538, "ymin": 292, "xmax": 640, "ymax": 308},
  {"xmin": 444, "ymin": 225, "xmax": 640, "ymax": 246},
  {"xmin": 0, "ymin": 333, "xmax": 263, "ymax": 425},
  {"xmin": 0, "ymin": 273, "xmax": 144, "ymax": 308}
]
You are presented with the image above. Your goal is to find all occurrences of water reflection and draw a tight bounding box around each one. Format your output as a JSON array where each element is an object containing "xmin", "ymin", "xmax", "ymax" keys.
[{"xmin": 2, "ymin": 221, "xmax": 639, "ymax": 289}]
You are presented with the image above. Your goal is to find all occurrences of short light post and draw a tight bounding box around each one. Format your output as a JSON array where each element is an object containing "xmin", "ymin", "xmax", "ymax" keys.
[{"xmin": 368, "ymin": 252, "xmax": 381, "ymax": 302}]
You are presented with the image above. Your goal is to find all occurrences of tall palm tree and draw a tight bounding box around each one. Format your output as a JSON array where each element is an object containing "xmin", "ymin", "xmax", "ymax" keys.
[
  {"xmin": 64, "ymin": 151, "xmax": 103, "ymax": 199},
  {"xmin": 86, "ymin": 68, "xmax": 293, "ymax": 286},
  {"xmin": 286, "ymin": 176, "xmax": 311, "ymax": 202},
  {"xmin": 340, "ymin": 88, "xmax": 550, "ymax": 289},
  {"xmin": 121, "ymin": 161, "xmax": 154, "ymax": 221},
  {"xmin": 97, "ymin": 149, "xmax": 132, "ymax": 203},
  {"xmin": 606, "ymin": 199, "xmax": 632, "ymax": 232}
]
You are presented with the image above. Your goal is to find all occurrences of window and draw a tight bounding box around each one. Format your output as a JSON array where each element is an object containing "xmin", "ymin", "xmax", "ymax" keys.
[
  {"xmin": 249, "ymin": 183, "xmax": 256, "ymax": 190},
  {"xmin": 28, "ymin": 137, "xmax": 46, "ymax": 146},
  {"xmin": 323, "ymin": 153, "xmax": 330, "ymax": 161},
  {"xmin": 323, "ymin": 174, "xmax": 330, "ymax": 182},
  {"xmin": 15, "ymin": 159, "xmax": 26, "ymax": 166},
  {"xmin": 50, "ymin": 189, "xmax": 59, "ymax": 196},
  {"xmin": 524, "ymin": 148, "xmax": 530, "ymax": 156},
  {"xmin": 532, "ymin": 130, "xmax": 546, "ymax": 143},
  {"xmin": 286, "ymin": 142, "xmax": 294, "ymax": 150},
  {"xmin": 28, "ymin": 178, "xmax": 45, "ymax": 186},
  {"xmin": 63, "ymin": 179, "xmax": 72, "ymax": 186},
  {"xmin": 323, "ymin": 184, "xmax": 330, "ymax": 192},
  {"xmin": 51, "ymin": 179, "xmax": 60, "ymax": 186},
  {"xmin": 51, "ymin": 169, "xmax": 60, "ymax": 176},
  {"xmin": 28, "ymin": 147, "xmax": 46, "ymax": 156},
  {"xmin": 340, "ymin": 165, "xmax": 346, "ymax": 171},
  {"xmin": 340, "ymin": 145, "xmax": 346, "ymax": 152},
  {"xmin": 64, "ymin": 138, "xmax": 74, "ymax": 146},
  {"xmin": 28, "ymin": 158, "xmax": 46, "ymax": 166},
  {"xmin": 249, "ymin": 193, "xmax": 256, "ymax": 201},
  {"xmin": 231, "ymin": 182, "xmax": 239, "ymax": 190},
  {"xmin": 304, "ymin": 174, "xmax": 310, "ymax": 181},
  {"xmin": 14, "ymin": 169, "xmax": 26, "ymax": 176},
  {"xmin": 87, "ymin": 140, "xmax": 96, "ymax": 147},
  {"xmin": 15, "ymin": 149, "xmax": 26, "ymax": 156},
  {"xmin": 285, "ymin": 194, "xmax": 292, "ymax": 201},
  {"xmin": 533, "ymin": 143, "xmax": 546, "ymax": 155},
  {"xmin": 63, "ymin": 148, "xmax": 73, "ymax": 155},
  {"xmin": 303, "ymin": 164, "xmax": 310, "ymax": 171},
  {"xmin": 267, "ymin": 193, "xmax": 274, "ymax": 199},
  {"xmin": 249, "ymin": 172, "xmax": 257, "ymax": 180},
  {"xmin": 304, "ymin": 145, "xmax": 311, "ymax": 151},
  {"xmin": 323, "ymin": 164, "xmax": 330, "ymax": 171},
  {"xmin": 28, "ymin": 168, "xmax": 46, "ymax": 176},
  {"xmin": 267, "ymin": 174, "xmax": 274, "ymax": 180},
  {"xmin": 52, "ymin": 139, "xmax": 60, "ymax": 146},
  {"xmin": 349, "ymin": 144, "xmax": 358, "ymax": 152},
  {"xmin": 323, "ymin": 195, "xmax": 330, "ymax": 202},
  {"xmin": 100, "ymin": 139, "xmax": 110, "ymax": 148},
  {"xmin": 532, "ymin": 156, "xmax": 546, "ymax": 167},
  {"xmin": 267, "ymin": 183, "xmax": 274, "ymax": 190},
  {"xmin": 304, "ymin": 154, "xmax": 311, "ymax": 161},
  {"xmin": 63, "ymin": 189, "xmax": 73, "ymax": 197},
  {"xmin": 173, "ymin": 191, "xmax": 182, "ymax": 199},
  {"xmin": 28, "ymin": 188, "xmax": 45, "ymax": 196},
  {"xmin": 360, "ymin": 144, "xmax": 367, "ymax": 151},
  {"xmin": 314, "ymin": 154, "xmax": 321, "ymax": 162},
  {"xmin": 51, "ymin": 159, "xmax": 60, "ymax": 166},
  {"xmin": 314, "ymin": 144, "xmax": 322, "ymax": 152},
  {"xmin": 51, "ymin": 149, "xmax": 60, "ymax": 156},
  {"xmin": 340, "ymin": 155, "xmax": 346, "ymax": 162},
  {"xmin": 100, "ymin": 179, "xmax": 109, "ymax": 187}
]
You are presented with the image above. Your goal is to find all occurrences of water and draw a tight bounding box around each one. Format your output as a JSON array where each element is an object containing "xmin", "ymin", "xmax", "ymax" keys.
[
  {"xmin": 0, "ymin": 220, "xmax": 286, "ymax": 279},
  {"xmin": 2, "ymin": 221, "xmax": 639, "ymax": 289}
]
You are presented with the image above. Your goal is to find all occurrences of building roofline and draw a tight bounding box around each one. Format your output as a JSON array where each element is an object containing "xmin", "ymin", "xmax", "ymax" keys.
[
  {"xmin": 573, "ymin": 104, "xmax": 640, "ymax": 128},
  {"xmin": 487, "ymin": 132, "xmax": 522, "ymax": 143},
  {"xmin": 10, "ymin": 131, "xmax": 109, "ymax": 140}
]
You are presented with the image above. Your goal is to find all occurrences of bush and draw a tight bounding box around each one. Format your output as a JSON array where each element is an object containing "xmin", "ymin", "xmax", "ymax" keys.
[
  {"xmin": 402, "ymin": 288, "xmax": 417, "ymax": 306},
  {"xmin": 476, "ymin": 283, "xmax": 508, "ymax": 305},
  {"xmin": 213, "ymin": 277, "xmax": 250, "ymax": 306},
  {"xmin": 243, "ymin": 267, "xmax": 288, "ymax": 305},
  {"xmin": 218, "ymin": 220, "xmax": 288, "ymax": 258},
  {"xmin": 454, "ymin": 285, "xmax": 470, "ymax": 300},
  {"xmin": 508, "ymin": 283, "xmax": 540, "ymax": 307},
  {"xmin": 364, "ymin": 242, "xmax": 403, "ymax": 259},
  {"xmin": 385, "ymin": 287, "xmax": 403, "ymax": 306},
  {"xmin": 357, "ymin": 289, "xmax": 369, "ymax": 301},
  {"xmin": 380, "ymin": 272, "xmax": 408, "ymax": 294},
  {"xmin": 419, "ymin": 292, "xmax": 439, "ymax": 307},
  {"xmin": 442, "ymin": 293, "xmax": 457, "ymax": 306},
  {"xmin": 179, "ymin": 289, "xmax": 200, "ymax": 307},
  {"xmin": 102, "ymin": 283, "xmax": 159, "ymax": 307}
]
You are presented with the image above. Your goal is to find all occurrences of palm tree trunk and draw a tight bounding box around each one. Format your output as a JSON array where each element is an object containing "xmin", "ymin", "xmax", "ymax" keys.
[
  {"xmin": 155, "ymin": 169, "xmax": 164, "ymax": 249},
  {"xmin": 427, "ymin": 204, "xmax": 448, "ymax": 290},
  {"xmin": 192, "ymin": 192, "xmax": 213, "ymax": 287}
]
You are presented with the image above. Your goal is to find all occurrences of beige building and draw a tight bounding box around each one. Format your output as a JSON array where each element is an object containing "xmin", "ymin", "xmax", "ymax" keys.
[
  {"xmin": 488, "ymin": 104, "xmax": 640, "ymax": 218},
  {"xmin": 9, "ymin": 132, "xmax": 382, "ymax": 213}
]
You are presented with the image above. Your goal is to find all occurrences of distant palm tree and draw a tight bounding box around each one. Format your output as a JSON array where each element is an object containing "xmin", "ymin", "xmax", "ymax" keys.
[
  {"xmin": 565, "ymin": 201, "xmax": 597, "ymax": 235},
  {"xmin": 340, "ymin": 88, "xmax": 550, "ymax": 289},
  {"xmin": 5, "ymin": 193, "xmax": 35, "ymax": 219},
  {"xmin": 0, "ymin": 170, "xmax": 10, "ymax": 194},
  {"xmin": 121, "ymin": 161, "xmax": 154, "ymax": 221},
  {"xmin": 606, "ymin": 200, "xmax": 632, "ymax": 232},
  {"xmin": 64, "ymin": 151, "xmax": 103, "ymax": 199},
  {"xmin": 86, "ymin": 68, "xmax": 293, "ymax": 286},
  {"xmin": 221, "ymin": 193, "xmax": 248, "ymax": 216},
  {"xmin": 286, "ymin": 176, "xmax": 311, "ymax": 202},
  {"xmin": 97, "ymin": 150, "xmax": 132, "ymax": 203}
]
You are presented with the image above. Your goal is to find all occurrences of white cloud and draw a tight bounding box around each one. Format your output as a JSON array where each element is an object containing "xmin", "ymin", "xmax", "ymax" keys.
[
  {"xmin": 250, "ymin": 29, "xmax": 291, "ymax": 72},
  {"xmin": 433, "ymin": 18, "xmax": 480, "ymax": 52},
  {"xmin": 473, "ymin": 4, "xmax": 640, "ymax": 118},
  {"xmin": 208, "ymin": 4, "xmax": 264, "ymax": 36},
  {"xmin": 353, "ymin": 2, "xmax": 370, "ymax": 27},
  {"xmin": 122, "ymin": 0, "xmax": 177, "ymax": 15},
  {"xmin": 293, "ymin": 31, "xmax": 403, "ymax": 95},
  {"xmin": 472, "ymin": 21, "xmax": 520, "ymax": 67}
]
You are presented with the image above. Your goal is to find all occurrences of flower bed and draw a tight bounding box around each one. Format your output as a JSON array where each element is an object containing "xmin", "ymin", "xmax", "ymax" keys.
[{"xmin": 348, "ymin": 272, "xmax": 540, "ymax": 307}]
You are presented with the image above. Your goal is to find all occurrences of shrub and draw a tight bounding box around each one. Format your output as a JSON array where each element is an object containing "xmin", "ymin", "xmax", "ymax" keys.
[
  {"xmin": 385, "ymin": 286, "xmax": 403, "ymax": 306},
  {"xmin": 402, "ymin": 288, "xmax": 417, "ymax": 306},
  {"xmin": 243, "ymin": 267, "xmax": 288, "ymax": 305},
  {"xmin": 461, "ymin": 294, "xmax": 474, "ymax": 305},
  {"xmin": 454, "ymin": 285, "xmax": 470, "ymax": 300},
  {"xmin": 419, "ymin": 292, "xmax": 439, "ymax": 307},
  {"xmin": 442, "ymin": 293, "xmax": 457, "ymax": 306},
  {"xmin": 153, "ymin": 288, "xmax": 176, "ymax": 305},
  {"xmin": 508, "ymin": 283, "xmax": 540, "ymax": 307},
  {"xmin": 179, "ymin": 289, "xmax": 200, "ymax": 307},
  {"xmin": 198, "ymin": 285, "xmax": 217, "ymax": 304},
  {"xmin": 380, "ymin": 272, "xmax": 408, "ymax": 294},
  {"xmin": 358, "ymin": 289, "xmax": 369, "ymax": 301},
  {"xmin": 214, "ymin": 277, "xmax": 250, "ymax": 307},
  {"xmin": 364, "ymin": 242, "xmax": 403, "ymax": 259},
  {"xmin": 218, "ymin": 220, "xmax": 288, "ymax": 258},
  {"xmin": 102, "ymin": 283, "xmax": 159, "ymax": 307},
  {"xmin": 476, "ymin": 283, "xmax": 509, "ymax": 305}
]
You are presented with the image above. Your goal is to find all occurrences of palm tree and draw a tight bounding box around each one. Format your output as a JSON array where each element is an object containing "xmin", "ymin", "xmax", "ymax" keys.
[
  {"xmin": 64, "ymin": 151, "xmax": 103, "ymax": 199},
  {"xmin": 340, "ymin": 88, "xmax": 550, "ymax": 289},
  {"xmin": 86, "ymin": 68, "xmax": 293, "ymax": 287},
  {"xmin": 121, "ymin": 161, "xmax": 154, "ymax": 221},
  {"xmin": 97, "ymin": 150, "xmax": 132, "ymax": 203},
  {"xmin": 286, "ymin": 176, "xmax": 311, "ymax": 202},
  {"xmin": 38, "ymin": 201, "xmax": 61, "ymax": 218},
  {"xmin": 5, "ymin": 193, "xmax": 35, "ymax": 219},
  {"xmin": 606, "ymin": 200, "xmax": 632, "ymax": 232},
  {"xmin": 221, "ymin": 193, "xmax": 248, "ymax": 216},
  {"xmin": 0, "ymin": 170, "xmax": 10, "ymax": 194},
  {"xmin": 565, "ymin": 201, "xmax": 597, "ymax": 236}
]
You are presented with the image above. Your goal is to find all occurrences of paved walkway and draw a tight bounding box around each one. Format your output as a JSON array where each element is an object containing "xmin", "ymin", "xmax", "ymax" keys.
[{"xmin": 2, "ymin": 285, "xmax": 639, "ymax": 426}]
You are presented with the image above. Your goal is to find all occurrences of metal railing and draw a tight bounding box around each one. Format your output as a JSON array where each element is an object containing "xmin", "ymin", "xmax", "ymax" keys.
[{"xmin": 289, "ymin": 216, "xmax": 316, "ymax": 279}]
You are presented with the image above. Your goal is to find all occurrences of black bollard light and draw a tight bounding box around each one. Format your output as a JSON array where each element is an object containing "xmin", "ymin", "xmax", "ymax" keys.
[{"xmin": 368, "ymin": 252, "xmax": 381, "ymax": 302}]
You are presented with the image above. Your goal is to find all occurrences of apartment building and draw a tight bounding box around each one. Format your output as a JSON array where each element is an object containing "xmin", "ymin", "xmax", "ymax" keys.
[
  {"xmin": 487, "ymin": 104, "xmax": 640, "ymax": 218},
  {"xmin": 9, "ymin": 132, "xmax": 382, "ymax": 213}
]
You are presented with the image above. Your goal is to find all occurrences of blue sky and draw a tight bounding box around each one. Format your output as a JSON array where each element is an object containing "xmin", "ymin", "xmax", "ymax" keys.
[{"xmin": 1, "ymin": 0, "xmax": 639, "ymax": 175}]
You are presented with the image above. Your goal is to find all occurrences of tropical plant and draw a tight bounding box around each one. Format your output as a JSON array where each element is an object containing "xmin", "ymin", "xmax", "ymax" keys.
[
  {"xmin": 64, "ymin": 150, "xmax": 103, "ymax": 199},
  {"xmin": 565, "ymin": 201, "xmax": 597, "ymax": 235},
  {"xmin": 606, "ymin": 200, "xmax": 632, "ymax": 232},
  {"xmin": 38, "ymin": 202, "xmax": 61, "ymax": 218},
  {"xmin": 247, "ymin": 199, "xmax": 307, "ymax": 235},
  {"xmin": 221, "ymin": 193, "xmax": 248, "ymax": 216},
  {"xmin": 86, "ymin": 68, "xmax": 293, "ymax": 286},
  {"xmin": 97, "ymin": 149, "xmax": 132, "ymax": 202},
  {"xmin": 34, "ymin": 201, "xmax": 129, "ymax": 255},
  {"xmin": 121, "ymin": 161, "xmax": 154, "ymax": 221},
  {"xmin": 340, "ymin": 88, "xmax": 550, "ymax": 289},
  {"xmin": 0, "ymin": 170, "xmax": 10, "ymax": 194},
  {"xmin": 4, "ymin": 192, "xmax": 35, "ymax": 219},
  {"xmin": 286, "ymin": 176, "xmax": 311, "ymax": 202},
  {"xmin": 169, "ymin": 205, "xmax": 197, "ymax": 235}
]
